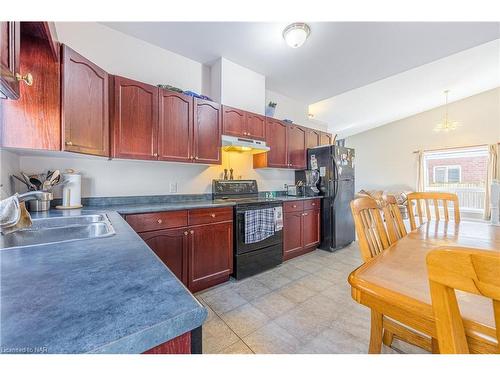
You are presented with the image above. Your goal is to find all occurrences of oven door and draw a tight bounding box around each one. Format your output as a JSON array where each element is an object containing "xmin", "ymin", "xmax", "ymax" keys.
[{"xmin": 235, "ymin": 204, "xmax": 283, "ymax": 255}]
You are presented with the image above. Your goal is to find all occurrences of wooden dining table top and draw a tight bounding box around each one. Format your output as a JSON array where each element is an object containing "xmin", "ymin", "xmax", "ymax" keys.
[{"xmin": 348, "ymin": 220, "xmax": 500, "ymax": 345}]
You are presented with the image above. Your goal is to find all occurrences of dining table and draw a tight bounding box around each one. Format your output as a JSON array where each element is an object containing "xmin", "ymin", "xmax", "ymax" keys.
[{"xmin": 348, "ymin": 219, "xmax": 500, "ymax": 354}]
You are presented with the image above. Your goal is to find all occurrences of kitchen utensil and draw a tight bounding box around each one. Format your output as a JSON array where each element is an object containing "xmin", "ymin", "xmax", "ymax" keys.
[
  {"xmin": 12, "ymin": 175, "xmax": 33, "ymax": 190},
  {"xmin": 21, "ymin": 172, "xmax": 36, "ymax": 190},
  {"xmin": 29, "ymin": 177, "xmax": 42, "ymax": 190}
]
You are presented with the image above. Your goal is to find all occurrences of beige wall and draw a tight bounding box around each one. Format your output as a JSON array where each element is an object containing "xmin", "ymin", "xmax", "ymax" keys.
[{"xmin": 345, "ymin": 87, "xmax": 500, "ymax": 192}]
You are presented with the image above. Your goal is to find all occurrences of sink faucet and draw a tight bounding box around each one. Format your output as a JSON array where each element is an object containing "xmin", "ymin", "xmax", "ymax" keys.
[{"xmin": 18, "ymin": 191, "xmax": 53, "ymax": 202}]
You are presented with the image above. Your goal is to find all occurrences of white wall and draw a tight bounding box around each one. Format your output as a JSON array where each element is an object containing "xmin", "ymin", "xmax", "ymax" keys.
[
  {"xmin": 345, "ymin": 87, "xmax": 500, "ymax": 192},
  {"xmin": 266, "ymin": 89, "xmax": 328, "ymax": 131},
  {"xmin": 55, "ymin": 22, "xmax": 206, "ymax": 94},
  {"xmin": 17, "ymin": 151, "xmax": 293, "ymax": 198},
  {"xmin": 0, "ymin": 150, "xmax": 20, "ymax": 199}
]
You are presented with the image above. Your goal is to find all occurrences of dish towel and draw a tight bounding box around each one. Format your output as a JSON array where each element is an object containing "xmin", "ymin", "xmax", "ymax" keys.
[
  {"xmin": 274, "ymin": 206, "xmax": 283, "ymax": 231},
  {"xmin": 244, "ymin": 208, "xmax": 275, "ymax": 244},
  {"xmin": 0, "ymin": 194, "xmax": 32, "ymax": 235}
]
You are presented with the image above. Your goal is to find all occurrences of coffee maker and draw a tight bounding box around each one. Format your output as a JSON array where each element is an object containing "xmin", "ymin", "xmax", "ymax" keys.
[{"xmin": 295, "ymin": 169, "xmax": 320, "ymax": 197}]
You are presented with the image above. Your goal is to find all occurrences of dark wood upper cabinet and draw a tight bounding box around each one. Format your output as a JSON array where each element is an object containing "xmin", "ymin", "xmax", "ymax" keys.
[
  {"xmin": 62, "ymin": 45, "xmax": 109, "ymax": 157},
  {"xmin": 253, "ymin": 118, "xmax": 288, "ymax": 169},
  {"xmin": 193, "ymin": 98, "xmax": 221, "ymax": 164},
  {"xmin": 111, "ymin": 76, "xmax": 158, "ymax": 160},
  {"xmin": 306, "ymin": 128, "xmax": 321, "ymax": 149},
  {"xmin": 188, "ymin": 221, "xmax": 233, "ymax": 293},
  {"xmin": 245, "ymin": 112, "xmax": 266, "ymax": 140},
  {"xmin": 158, "ymin": 90, "xmax": 192, "ymax": 162},
  {"xmin": 139, "ymin": 228, "xmax": 189, "ymax": 285},
  {"xmin": 287, "ymin": 125, "xmax": 306, "ymax": 169},
  {"xmin": 1, "ymin": 34, "xmax": 60, "ymax": 150},
  {"xmin": 222, "ymin": 105, "xmax": 246, "ymax": 137},
  {"xmin": 0, "ymin": 22, "xmax": 20, "ymax": 99},
  {"xmin": 320, "ymin": 132, "xmax": 333, "ymax": 146}
]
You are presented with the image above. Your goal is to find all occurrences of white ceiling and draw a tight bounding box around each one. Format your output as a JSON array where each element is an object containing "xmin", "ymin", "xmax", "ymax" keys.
[
  {"xmin": 309, "ymin": 39, "xmax": 500, "ymax": 137},
  {"xmin": 101, "ymin": 22, "xmax": 500, "ymax": 103}
]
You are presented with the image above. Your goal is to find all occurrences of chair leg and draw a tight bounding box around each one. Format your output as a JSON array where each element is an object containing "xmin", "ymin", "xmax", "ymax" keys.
[
  {"xmin": 369, "ymin": 310, "xmax": 383, "ymax": 354},
  {"xmin": 431, "ymin": 338, "xmax": 440, "ymax": 354},
  {"xmin": 382, "ymin": 329, "xmax": 394, "ymax": 347}
]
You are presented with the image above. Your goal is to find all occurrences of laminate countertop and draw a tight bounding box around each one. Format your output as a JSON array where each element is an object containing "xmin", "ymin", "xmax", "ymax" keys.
[{"xmin": 0, "ymin": 209, "xmax": 207, "ymax": 354}]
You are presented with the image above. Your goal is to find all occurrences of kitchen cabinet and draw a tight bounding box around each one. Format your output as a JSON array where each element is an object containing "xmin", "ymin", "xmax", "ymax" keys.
[
  {"xmin": 253, "ymin": 118, "xmax": 288, "ymax": 168},
  {"xmin": 320, "ymin": 132, "xmax": 334, "ymax": 146},
  {"xmin": 62, "ymin": 45, "xmax": 109, "ymax": 156},
  {"xmin": 222, "ymin": 105, "xmax": 246, "ymax": 137},
  {"xmin": 287, "ymin": 125, "xmax": 306, "ymax": 169},
  {"xmin": 158, "ymin": 90, "xmax": 192, "ymax": 162},
  {"xmin": 125, "ymin": 207, "xmax": 233, "ymax": 293},
  {"xmin": 1, "ymin": 34, "xmax": 61, "ymax": 150},
  {"xmin": 283, "ymin": 199, "xmax": 321, "ymax": 261},
  {"xmin": 188, "ymin": 221, "xmax": 233, "ymax": 292},
  {"xmin": 306, "ymin": 128, "xmax": 321, "ymax": 149},
  {"xmin": 222, "ymin": 105, "xmax": 265, "ymax": 140},
  {"xmin": 0, "ymin": 22, "xmax": 20, "ymax": 99},
  {"xmin": 111, "ymin": 75, "xmax": 159, "ymax": 160},
  {"xmin": 139, "ymin": 228, "xmax": 189, "ymax": 285},
  {"xmin": 193, "ymin": 98, "xmax": 222, "ymax": 164}
]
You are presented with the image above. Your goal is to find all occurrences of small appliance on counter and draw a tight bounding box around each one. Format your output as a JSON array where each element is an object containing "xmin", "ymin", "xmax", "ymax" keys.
[
  {"xmin": 56, "ymin": 169, "xmax": 82, "ymax": 210},
  {"xmin": 286, "ymin": 185, "xmax": 298, "ymax": 196},
  {"xmin": 294, "ymin": 170, "xmax": 320, "ymax": 197}
]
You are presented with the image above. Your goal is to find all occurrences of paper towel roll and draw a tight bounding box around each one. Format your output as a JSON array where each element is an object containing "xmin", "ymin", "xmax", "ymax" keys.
[{"xmin": 62, "ymin": 171, "xmax": 82, "ymax": 208}]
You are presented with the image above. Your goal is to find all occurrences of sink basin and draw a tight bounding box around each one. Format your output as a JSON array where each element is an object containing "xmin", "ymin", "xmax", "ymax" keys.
[{"xmin": 1, "ymin": 214, "xmax": 115, "ymax": 250}]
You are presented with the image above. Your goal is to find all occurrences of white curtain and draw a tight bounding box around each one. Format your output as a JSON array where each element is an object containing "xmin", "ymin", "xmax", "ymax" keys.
[
  {"xmin": 416, "ymin": 150, "xmax": 425, "ymax": 192},
  {"xmin": 484, "ymin": 144, "xmax": 499, "ymax": 220}
]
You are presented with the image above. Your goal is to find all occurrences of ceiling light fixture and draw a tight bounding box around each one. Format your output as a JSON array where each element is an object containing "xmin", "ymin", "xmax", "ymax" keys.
[
  {"xmin": 283, "ymin": 23, "xmax": 311, "ymax": 48},
  {"xmin": 434, "ymin": 90, "xmax": 459, "ymax": 132}
]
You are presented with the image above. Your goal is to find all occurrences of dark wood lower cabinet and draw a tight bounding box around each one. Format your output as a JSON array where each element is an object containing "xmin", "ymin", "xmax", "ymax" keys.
[
  {"xmin": 283, "ymin": 199, "xmax": 321, "ymax": 261},
  {"xmin": 143, "ymin": 331, "xmax": 192, "ymax": 354},
  {"xmin": 139, "ymin": 228, "xmax": 189, "ymax": 285}
]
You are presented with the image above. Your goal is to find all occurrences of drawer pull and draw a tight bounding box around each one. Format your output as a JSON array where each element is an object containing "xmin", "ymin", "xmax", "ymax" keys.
[
  {"xmin": 190, "ymin": 230, "xmax": 194, "ymax": 234},
  {"xmin": 303, "ymin": 213, "xmax": 308, "ymax": 216},
  {"xmin": 292, "ymin": 205, "xmax": 297, "ymax": 208},
  {"xmin": 157, "ymin": 219, "xmax": 163, "ymax": 224},
  {"xmin": 184, "ymin": 231, "xmax": 188, "ymax": 236},
  {"xmin": 210, "ymin": 213, "xmax": 216, "ymax": 218},
  {"xmin": 312, "ymin": 202, "xmax": 316, "ymax": 206}
]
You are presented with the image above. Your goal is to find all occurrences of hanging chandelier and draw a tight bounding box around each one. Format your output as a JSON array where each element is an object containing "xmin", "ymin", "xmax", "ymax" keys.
[{"xmin": 434, "ymin": 90, "xmax": 459, "ymax": 132}]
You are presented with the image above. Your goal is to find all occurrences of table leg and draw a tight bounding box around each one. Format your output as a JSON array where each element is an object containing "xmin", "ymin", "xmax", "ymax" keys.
[
  {"xmin": 431, "ymin": 338, "xmax": 440, "ymax": 354},
  {"xmin": 369, "ymin": 310, "xmax": 383, "ymax": 354}
]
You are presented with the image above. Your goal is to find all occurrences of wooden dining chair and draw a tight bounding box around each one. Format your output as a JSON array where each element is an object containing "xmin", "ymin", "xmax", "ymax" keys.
[
  {"xmin": 382, "ymin": 195, "xmax": 408, "ymax": 245},
  {"xmin": 427, "ymin": 247, "xmax": 500, "ymax": 354},
  {"xmin": 407, "ymin": 192, "xmax": 460, "ymax": 231},
  {"xmin": 350, "ymin": 197, "xmax": 432, "ymax": 353}
]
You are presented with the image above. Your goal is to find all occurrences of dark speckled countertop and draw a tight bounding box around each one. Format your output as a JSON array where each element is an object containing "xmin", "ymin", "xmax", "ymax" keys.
[
  {"xmin": 0, "ymin": 194, "xmax": 322, "ymax": 354},
  {"xmin": 0, "ymin": 209, "xmax": 207, "ymax": 354}
]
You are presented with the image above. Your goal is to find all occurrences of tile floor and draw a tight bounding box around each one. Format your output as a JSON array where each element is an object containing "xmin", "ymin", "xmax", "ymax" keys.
[{"xmin": 196, "ymin": 242, "xmax": 427, "ymax": 354}]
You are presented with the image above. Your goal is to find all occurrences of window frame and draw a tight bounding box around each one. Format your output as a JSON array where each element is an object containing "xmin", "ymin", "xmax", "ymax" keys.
[{"xmin": 432, "ymin": 165, "xmax": 462, "ymax": 184}]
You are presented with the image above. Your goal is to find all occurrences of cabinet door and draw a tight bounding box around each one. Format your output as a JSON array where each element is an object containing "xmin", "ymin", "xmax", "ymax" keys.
[
  {"xmin": 193, "ymin": 99, "xmax": 221, "ymax": 164},
  {"xmin": 222, "ymin": 105, "xmax": 246, "ymax": 137},
  {"xmin": 112, "ymin": 76, "xmax": 158, "ymax": 160},
  {"xmin": 302, "ymin": 209, "xmax": 320, "ymax": 249},
  {"xmin": 306, "ymin": 128, "xmax": 321, "ymax": 149},
  {"xmin": 1, "ymin": 35, "xmax": 61, "ymax": 150},
  {"xmin": 287, "ymin": 125, "xmax": 306, "ymax": 169},
  {"xmin": 265, "ymin": 118, "xmax": 288, "ymax": 168},
  {"xmin": 188, "ymin": 222, "xmax": 233, "ymax": 292},
  {"xmin": 0, "ymin": 22, "xmax": 20, "ymax": 99},
  {"xmin": 283, "ymin": 212, "xmax": 303, "ymax": 261},
  {"xmin": 139, "ymin": 228, "xmax": 189, "ymax": 286},
  {"xmin": 62, "ymin": 45, "xmax": 109, "ymax": 156},
  {"xmin": 245, "ymin": 112, "xmax": 266, "ymax": 140},
  {"xmin": 320, "ymin": 132, "xmax": 333, "ymax": 146},
  {"xmin": 158, "ymin": 90, "xmax": 192, "ymax": 162}
]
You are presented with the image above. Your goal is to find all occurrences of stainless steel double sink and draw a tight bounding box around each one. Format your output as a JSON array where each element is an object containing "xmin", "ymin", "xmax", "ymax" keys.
[{"xmin": 1, "ymin": 214, "xmax": 116, "ymax": 249}]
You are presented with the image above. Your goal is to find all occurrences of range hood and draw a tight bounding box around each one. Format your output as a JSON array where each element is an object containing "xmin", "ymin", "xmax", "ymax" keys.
[{"xmin": 221, "ymin": 135, "xmax": 270, "ymax": 154}]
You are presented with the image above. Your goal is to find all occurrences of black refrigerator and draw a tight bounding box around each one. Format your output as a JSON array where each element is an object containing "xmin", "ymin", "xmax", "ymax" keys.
[{"xmin": 307, "ymin": 145, "xmax": 355, "ymax": 251}]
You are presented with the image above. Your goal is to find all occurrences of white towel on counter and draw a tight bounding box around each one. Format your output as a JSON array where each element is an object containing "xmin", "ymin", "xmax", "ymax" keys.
[
  {"xmin": 0, "ymin": 194, "xmax": 21, "ymax": 230},
  {"xmin": 274, "ymin": 206, "xmax": 283, "ymax": 231}
]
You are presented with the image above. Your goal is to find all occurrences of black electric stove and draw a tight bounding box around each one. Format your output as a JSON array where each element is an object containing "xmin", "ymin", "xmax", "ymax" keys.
[{"xmin": 212, "ymin": 180, "xmax": 283, "ymax": 279}]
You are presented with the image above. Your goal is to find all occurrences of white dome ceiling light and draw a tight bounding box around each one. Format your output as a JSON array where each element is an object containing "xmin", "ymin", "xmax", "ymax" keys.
[{"xmin": 283, "ymin": 23, "xmax": 311, "ymax": 48}]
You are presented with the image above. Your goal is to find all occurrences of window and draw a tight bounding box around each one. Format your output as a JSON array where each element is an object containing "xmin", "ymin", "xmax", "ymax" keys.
[
  {"xmin": 432, "ymin": 165, "xmax": 461, "ymax": 183},
  {"xmin": 423, "ymin": 146, "xmax": 488, "ymax": 217}
]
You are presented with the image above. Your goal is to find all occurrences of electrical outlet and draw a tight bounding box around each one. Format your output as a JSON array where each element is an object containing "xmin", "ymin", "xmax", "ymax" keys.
[{"xmin": 169, "ymin": 182, "xmax": 178, "ymax": 193}]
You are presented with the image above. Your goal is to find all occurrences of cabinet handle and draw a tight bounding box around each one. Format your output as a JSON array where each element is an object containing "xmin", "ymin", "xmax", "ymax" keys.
[
  {"xmin": 190, "ymin": 155, "xmax": 194, "ymax": 160},
  {"xmin": 303, "ymin": 213, "xmax": 308, "ymax": 216},
  {"xmin": 65, "ymin": 141, "xmax": 73, "ymax": 146},
  {"xmin": 210, "ymin": 213, "xmax": 216, "ymax": 218},
  {"xmin": 15, "ymin": 72, "xmax": 33, "ymax": 86},
  {"xmin": 195, "ymin": 156, "xmax": 199, "ymax": 160},
  {"xmin": 292, "ymin": 205, "xmax": 297, "ymax": 208},
  {"xmin": 153, "ymin": 153, "xmax": 158, "ymax": 157},
  {"xmin": 247, "ymin": 132, "xmax": 251, "ymax": 135},
  {"xmin": 312, "ymin": 202, "xmax": 316, "ymax": 206},
  {"xmin": 157, "ymin": 219, "xmax": 163, "ymax": 224},
  {"xmin": 190, "ymin": 230, "xmax": 194, "ymax": 234},
  {"xmin": 184, "ymin": 231, "xmax": 188, "ymax": 236}
]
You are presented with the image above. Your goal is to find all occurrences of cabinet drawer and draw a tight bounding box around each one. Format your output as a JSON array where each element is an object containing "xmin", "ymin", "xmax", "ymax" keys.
[
  {"xmin": 303, "ymin": 199, "xmax": 320, "ymax": 211},
  {"xmin": 126, "ymin": 210, "xmax": 188, "ymax": 232},
  {"xmin": 188, "ymin": 207, "xmax": 233, "ymax": 226},
  {"xmin": 283, "ymin": 200, "xmax": 304, "ymax": 213}
]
